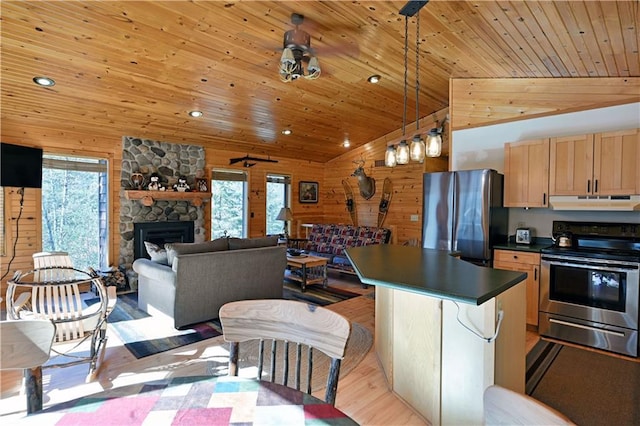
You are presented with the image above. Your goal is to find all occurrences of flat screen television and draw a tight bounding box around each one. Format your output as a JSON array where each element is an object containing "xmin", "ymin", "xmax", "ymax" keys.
[{"xmin": 1, "ymin": 142, "xmax": 43, "ymax": 188}]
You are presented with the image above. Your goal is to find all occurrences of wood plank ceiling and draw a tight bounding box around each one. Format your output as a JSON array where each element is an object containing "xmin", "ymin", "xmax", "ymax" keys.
[{"xmin": 2, "ymin": 1, "xmax": 638, "ymax": 163}]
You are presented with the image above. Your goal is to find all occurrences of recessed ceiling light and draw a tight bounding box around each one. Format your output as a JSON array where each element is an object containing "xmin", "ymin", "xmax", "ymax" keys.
[
  {"xmin": 367, "ymin": 75, "xmax": 381, "ymax": 84},
  {"xmin": 33, "ymin": 76, "xmax": 55, "ymax": 87},
  {"xmin": 282, "ymin": 129, "xmax": 292, "ymax": 135},
  {"xmin": 188, "ymin": 110, "xmax": 203, "ymax": 117}
]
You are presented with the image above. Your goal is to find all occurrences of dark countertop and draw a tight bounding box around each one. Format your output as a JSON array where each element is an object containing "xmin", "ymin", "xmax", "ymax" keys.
[
  {"xmin": 345, "ymin": 245, "xmax": 527, "ymax": 306},
  {"xmin": 493, "ymin": 237, "xmax": 553, "ymax": 253}
]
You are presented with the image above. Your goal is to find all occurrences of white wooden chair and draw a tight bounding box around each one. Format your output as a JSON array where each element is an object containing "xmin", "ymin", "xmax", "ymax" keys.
[
  {"xmin": 0, "ymin": 319, "xmax": 56, "ymax": 413},
  {"xmin": 219, "ymin": 299, "xmax": 351, "ymax": 406},
  {"xmin": 483, "ymin": 385, "xmax": 575, "ymax": 425},
  {"xmin": 5, "ymin": 253, "xmax": 116, "ymax": 381}
]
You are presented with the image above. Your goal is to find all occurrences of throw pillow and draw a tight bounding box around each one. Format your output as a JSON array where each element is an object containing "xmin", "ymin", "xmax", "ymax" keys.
[
  {"xmin": 144, "ymin": 241, "xmax": 169, "ymax": 265},
  {"xmin": 228, "ymin": 235, "xmax": 279, "ymax": 250},
  {"xmin": 165, "ymin": 238, "xmax": 229, "ymax": 265}
]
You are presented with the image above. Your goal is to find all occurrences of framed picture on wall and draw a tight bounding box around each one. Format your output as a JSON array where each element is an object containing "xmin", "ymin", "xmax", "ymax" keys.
[{"xmin": 299, "ymin": 181, "xmax": 318, "ymax": 203}]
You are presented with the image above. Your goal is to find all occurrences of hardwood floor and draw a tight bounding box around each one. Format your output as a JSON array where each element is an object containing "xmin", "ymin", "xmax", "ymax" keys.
[{"xmin": 0, "ymin": 273, "xmax": 428, "ymax": 425}]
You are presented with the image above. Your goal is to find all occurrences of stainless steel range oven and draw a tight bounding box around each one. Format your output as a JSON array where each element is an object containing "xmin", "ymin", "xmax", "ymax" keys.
[{"xmin": 539, "ymin": 221, "xmax": 640, "ymax": 357}]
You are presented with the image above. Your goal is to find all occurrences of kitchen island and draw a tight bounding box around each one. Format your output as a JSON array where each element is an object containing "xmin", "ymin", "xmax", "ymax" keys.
[{"xmin": 346, "ymin": 245, "xmax": 528, "ymax": 425}]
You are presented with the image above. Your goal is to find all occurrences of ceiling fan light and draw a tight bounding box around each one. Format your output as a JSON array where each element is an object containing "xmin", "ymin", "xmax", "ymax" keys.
[
  {"xmin": 410, "ymin": 135, "xmax": 425, "ymax": 162},
  {"xmin": 280, "ymin": 48, "xmax": 295, "ymax": 65},
  {"xmin": 426, "ymin": 129, "xmax": 442, "ymax": 157},
  {"xmin": 307, "ymin": 56, "xmax": 321, "ymax": 73},
  {"xmin": 396, "ymin": 140, "xmax": 410, "ymax": 165},
  {"xmin": 385, "ymin": 145, "xmax": 397, "ymax": 167}
]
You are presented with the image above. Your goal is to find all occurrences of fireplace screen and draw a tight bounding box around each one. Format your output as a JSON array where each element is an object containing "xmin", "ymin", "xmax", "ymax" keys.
[{"xmin": 133, "ymin": 221, "xmax": 194, "ymax": 260}]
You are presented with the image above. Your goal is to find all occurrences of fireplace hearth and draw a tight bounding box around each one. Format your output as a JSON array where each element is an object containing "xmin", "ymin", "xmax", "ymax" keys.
[{"xmin": 134, "ymin": 221, "xmax": 195, "ymax": 260}]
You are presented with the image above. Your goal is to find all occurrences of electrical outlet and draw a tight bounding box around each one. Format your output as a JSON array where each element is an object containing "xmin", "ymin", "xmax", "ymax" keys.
[{"xmin": 410, "ymin": 214, "xmax": 419, "ymax": 222}]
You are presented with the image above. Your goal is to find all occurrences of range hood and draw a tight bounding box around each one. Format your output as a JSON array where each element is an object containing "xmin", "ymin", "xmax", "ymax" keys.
[{"xmin": 549, "ymin": 195, "xmax": 640, "ymax": 211}]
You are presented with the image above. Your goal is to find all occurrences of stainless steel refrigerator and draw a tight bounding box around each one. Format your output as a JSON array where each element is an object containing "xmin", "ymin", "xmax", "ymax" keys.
[{"xmin": 421, "ymin": 169, "xmax": 508, "ymax": 265}]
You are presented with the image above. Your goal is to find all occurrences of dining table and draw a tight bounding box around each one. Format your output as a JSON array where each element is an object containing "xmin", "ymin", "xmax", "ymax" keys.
[{"xmin": 19, "ymin": 375, "xmax": 358, "ymax": 425}]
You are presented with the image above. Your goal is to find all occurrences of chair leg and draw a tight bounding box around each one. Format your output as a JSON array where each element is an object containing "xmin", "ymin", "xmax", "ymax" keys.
[{"xmin": 24, "ymin": 367, "xmax": 43, "ymax": 414}]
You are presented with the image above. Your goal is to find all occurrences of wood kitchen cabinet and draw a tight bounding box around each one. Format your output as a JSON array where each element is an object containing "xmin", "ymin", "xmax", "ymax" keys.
[
  {"xmin": 550, "ymin": 129, "xmax": 640, "ymax": 196},
  {"xmin": 494, "ymin": 249, "xmax": 540, "ymax": 327},
  {"xmin": 504, "ymin": 139, "xmax": 549, "ymax": 208}
]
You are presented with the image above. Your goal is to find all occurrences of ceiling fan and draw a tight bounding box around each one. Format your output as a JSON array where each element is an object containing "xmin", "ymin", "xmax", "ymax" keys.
[
  {"xmin": 229, "ymin": 155, "xmax": 279, "ymax": 168},
  {"xmin": 279, "ymin": 13, "xmax": 321, "ymax": 82}
]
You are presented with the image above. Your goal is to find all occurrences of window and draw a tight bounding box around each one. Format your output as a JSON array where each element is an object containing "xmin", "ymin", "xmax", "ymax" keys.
[
  {"xmin": 211, "ymin": 169, "xmax": 248, "ymax": 238},
  {"xmin": 42, "ymin": 154, "xmax": 108, "ymax": 270},
  {"xmin": 266, "ymin": 174, "xmax": 291, "ymax": 235}
]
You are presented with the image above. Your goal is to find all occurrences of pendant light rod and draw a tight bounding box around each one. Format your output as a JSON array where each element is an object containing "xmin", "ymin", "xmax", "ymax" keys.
[
  {"xmin": 402, "ymin": 14, "xmax": 408, "ymax": 137},
  {"xmin": 415, "ymin": 13, "xmax": 420, "ymax": 131}
]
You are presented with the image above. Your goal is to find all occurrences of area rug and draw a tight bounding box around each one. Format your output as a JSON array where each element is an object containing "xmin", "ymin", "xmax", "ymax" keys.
[
  {"xmin": 205, "ymin": 322, "xmax": 373, "ymax": 392},
  {"xmin": 528, "ymin": 342, "xmax": 640, "ymax": 426},
  {"xmin": 92, "ymin": 293, "xmax": 222, "ymax": 359},
  {"xmin": 282, "ymin": 279, "xmax": 362, "ymax": 305},
  {"xmin": 95, "ymin": 283, "xmax": 362, "ymax": 359}
]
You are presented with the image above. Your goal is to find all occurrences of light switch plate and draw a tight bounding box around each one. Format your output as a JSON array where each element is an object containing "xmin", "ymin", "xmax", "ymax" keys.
[{"xmin": 410, "ymin": 214, "xmax": 419, "ymax": 222}]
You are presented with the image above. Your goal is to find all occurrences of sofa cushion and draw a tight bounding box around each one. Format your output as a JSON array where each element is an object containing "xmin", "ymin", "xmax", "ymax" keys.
[
  {"xmin": 228, "ymin": 236, "xmax": 279, "ymax": 250},
  {"xmin": 143, "ymin": 241, "xmax": 169, "ymax": 265},
  {"xmin": 165, "ymin": 238, "xmax": 229, "ymax": 265}
]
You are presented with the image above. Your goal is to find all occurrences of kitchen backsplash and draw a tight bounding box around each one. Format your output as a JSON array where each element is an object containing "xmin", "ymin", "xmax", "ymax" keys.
[{"xmin": 508, "ymin": 209, "xmax": 639, "ymax": 237}]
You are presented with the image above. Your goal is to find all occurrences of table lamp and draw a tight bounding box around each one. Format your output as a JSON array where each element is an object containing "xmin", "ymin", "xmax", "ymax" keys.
[{"xmin": 276, "ymin": 207, "xmax": 294, "ymax": 238}]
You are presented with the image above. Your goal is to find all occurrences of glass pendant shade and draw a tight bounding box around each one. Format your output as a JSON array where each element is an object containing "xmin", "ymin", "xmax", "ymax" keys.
[
  {"xmin": 426, "ymin": 129, "xmax": 442, "ymax": 157},
  {"xmin": 410, "ymin": 135, "xmax": 425, "ymax": 162},
  {"xmin": 396, "ymin": 140, "xmax": 410, "ymax": 164},
  {"xmin": 385, "ymin": 145, "xmax": 397, "ymax": 167}
]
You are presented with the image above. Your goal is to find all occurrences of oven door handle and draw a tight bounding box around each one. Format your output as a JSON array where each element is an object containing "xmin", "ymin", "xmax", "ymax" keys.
[
  {"xmin": 541, "ymin": 257, "xmax": 639, "ymax": 271},
  {"xmin": 549, "ymin": 318, "xmax": 626, "ymax": 337}
]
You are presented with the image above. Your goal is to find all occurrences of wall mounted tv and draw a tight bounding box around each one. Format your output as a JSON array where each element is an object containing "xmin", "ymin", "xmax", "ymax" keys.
[{"xmin": 1, "ymin": 142, "xmax": 43, "ymax": 188}]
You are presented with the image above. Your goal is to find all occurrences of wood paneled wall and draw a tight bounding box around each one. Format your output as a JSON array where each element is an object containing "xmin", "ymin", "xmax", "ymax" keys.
[{"xmin": 321, "ymin": 109, "xmax": 450, "ymax": 245}]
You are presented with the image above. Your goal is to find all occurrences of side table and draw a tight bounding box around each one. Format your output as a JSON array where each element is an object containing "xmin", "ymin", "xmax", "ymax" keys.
[{"xmin": 286, "ymin": 254, "xmax": 328, "ymax": 292}]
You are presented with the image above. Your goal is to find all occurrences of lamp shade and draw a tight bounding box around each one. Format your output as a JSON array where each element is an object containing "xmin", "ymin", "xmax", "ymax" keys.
[
  {"xmin": 396, "ymin": 140, "xmax": 410, "ymax": 165},
  {"xmin": 385, "ymin": 145, "xmax": 397, "ymax": 167},
  {"xmin": 426, "ymin": 129, "xmax": 442, "ymax": 157},
  {"xmin": 276, "ymin": 207, "xmax": 294, "ymax": 221},
  {"xmin": 410, "ymin": 135, "xmax": 425, "ymax": 163}
]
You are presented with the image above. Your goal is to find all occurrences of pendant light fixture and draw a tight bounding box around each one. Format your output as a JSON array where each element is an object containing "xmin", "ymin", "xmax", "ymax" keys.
[
  {"xmin": 410, "ymin": 14, "xmax": 425, "ymax": 163},
  {"xmin": 386, "ymin": 15, "xmax": 411, "ymax": 168}
]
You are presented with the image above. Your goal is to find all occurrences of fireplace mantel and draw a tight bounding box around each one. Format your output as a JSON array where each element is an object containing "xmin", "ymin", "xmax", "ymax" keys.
[{"xmin": 124, "ymin": 190, "xmax": 211, "ymax": 207}]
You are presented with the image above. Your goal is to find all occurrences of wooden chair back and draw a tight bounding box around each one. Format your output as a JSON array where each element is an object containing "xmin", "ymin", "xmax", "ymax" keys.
[
  {"xmin": 483, "ymin": 385, "xmax": 575, "ymax": 425},
  {"xmin": 219, "ymin": 299, "xmax": 351, "ymax": 405},
  {"xmin": 32, "ymin": 251, "xmax": 75, "ymax": 282}
]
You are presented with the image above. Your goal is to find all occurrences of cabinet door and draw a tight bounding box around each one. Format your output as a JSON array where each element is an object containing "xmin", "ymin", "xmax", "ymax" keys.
[
  {"xmin": 504, "ymin": 139, "xmax": 549, "ymax": 207},
  {"xmin": 549, "ymin": 134, "xmax": 594, "ymax": 195},
  {"xmin": 494, "ymin": 250, "xmax": 540, "ymax": 327},
  {"xmin": 593, "ymin": 129, "xmax": 640, "ymax": 195}
]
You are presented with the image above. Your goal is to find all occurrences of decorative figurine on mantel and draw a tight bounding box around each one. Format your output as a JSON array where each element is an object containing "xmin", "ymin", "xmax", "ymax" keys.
[
  {"xmin": 173, "ymin": 175, "xmax": 191, "ymax": 192},
  {"xmin": 130, "ymin": 172, "xmax": 145, "ymax": 190},
  {"xmin": 147, "ymin": 172, "xmax": 166, "ymax": 191}
]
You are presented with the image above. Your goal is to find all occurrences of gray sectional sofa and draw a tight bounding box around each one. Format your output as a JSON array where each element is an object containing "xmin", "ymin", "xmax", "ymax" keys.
[{"xmin": 132, "ymin": 236, "xmax": 286, "ymax": 329}]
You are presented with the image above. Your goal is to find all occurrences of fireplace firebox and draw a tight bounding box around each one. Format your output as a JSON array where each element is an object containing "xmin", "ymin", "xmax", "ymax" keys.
[{"xmin": 133, "ymin": 221, "xmax": 194, "ymax": 260}]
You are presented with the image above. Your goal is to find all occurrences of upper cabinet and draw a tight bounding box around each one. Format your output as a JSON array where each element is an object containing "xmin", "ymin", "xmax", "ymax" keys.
[
  {"xmin": 504, "ymin": 139, "xmax": 549, "ymax": 208},
  {"xmin": 593, "ymin": 129, "xmax": 640, "ymax": 195},
  {"xmin": 550, "ymin": 129, "xmax": 640, "ymax": 196}
]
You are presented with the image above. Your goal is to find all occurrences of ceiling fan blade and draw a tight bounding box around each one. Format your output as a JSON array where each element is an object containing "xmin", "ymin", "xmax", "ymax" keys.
[{"xmin": 229, "ymin": 157, "xmax": 246, "ymax": 165}]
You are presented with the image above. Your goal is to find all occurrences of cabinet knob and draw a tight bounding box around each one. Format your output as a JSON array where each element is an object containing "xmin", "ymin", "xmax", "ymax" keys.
[{"xmin": 513, "ymin": 255, "xmax": 518, "ymax": 259}]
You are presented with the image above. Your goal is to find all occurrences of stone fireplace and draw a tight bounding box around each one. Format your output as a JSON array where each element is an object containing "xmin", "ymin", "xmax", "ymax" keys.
[{"xmin": 119, "ymin": 136, "xmax": 206, "ymax": 272}]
